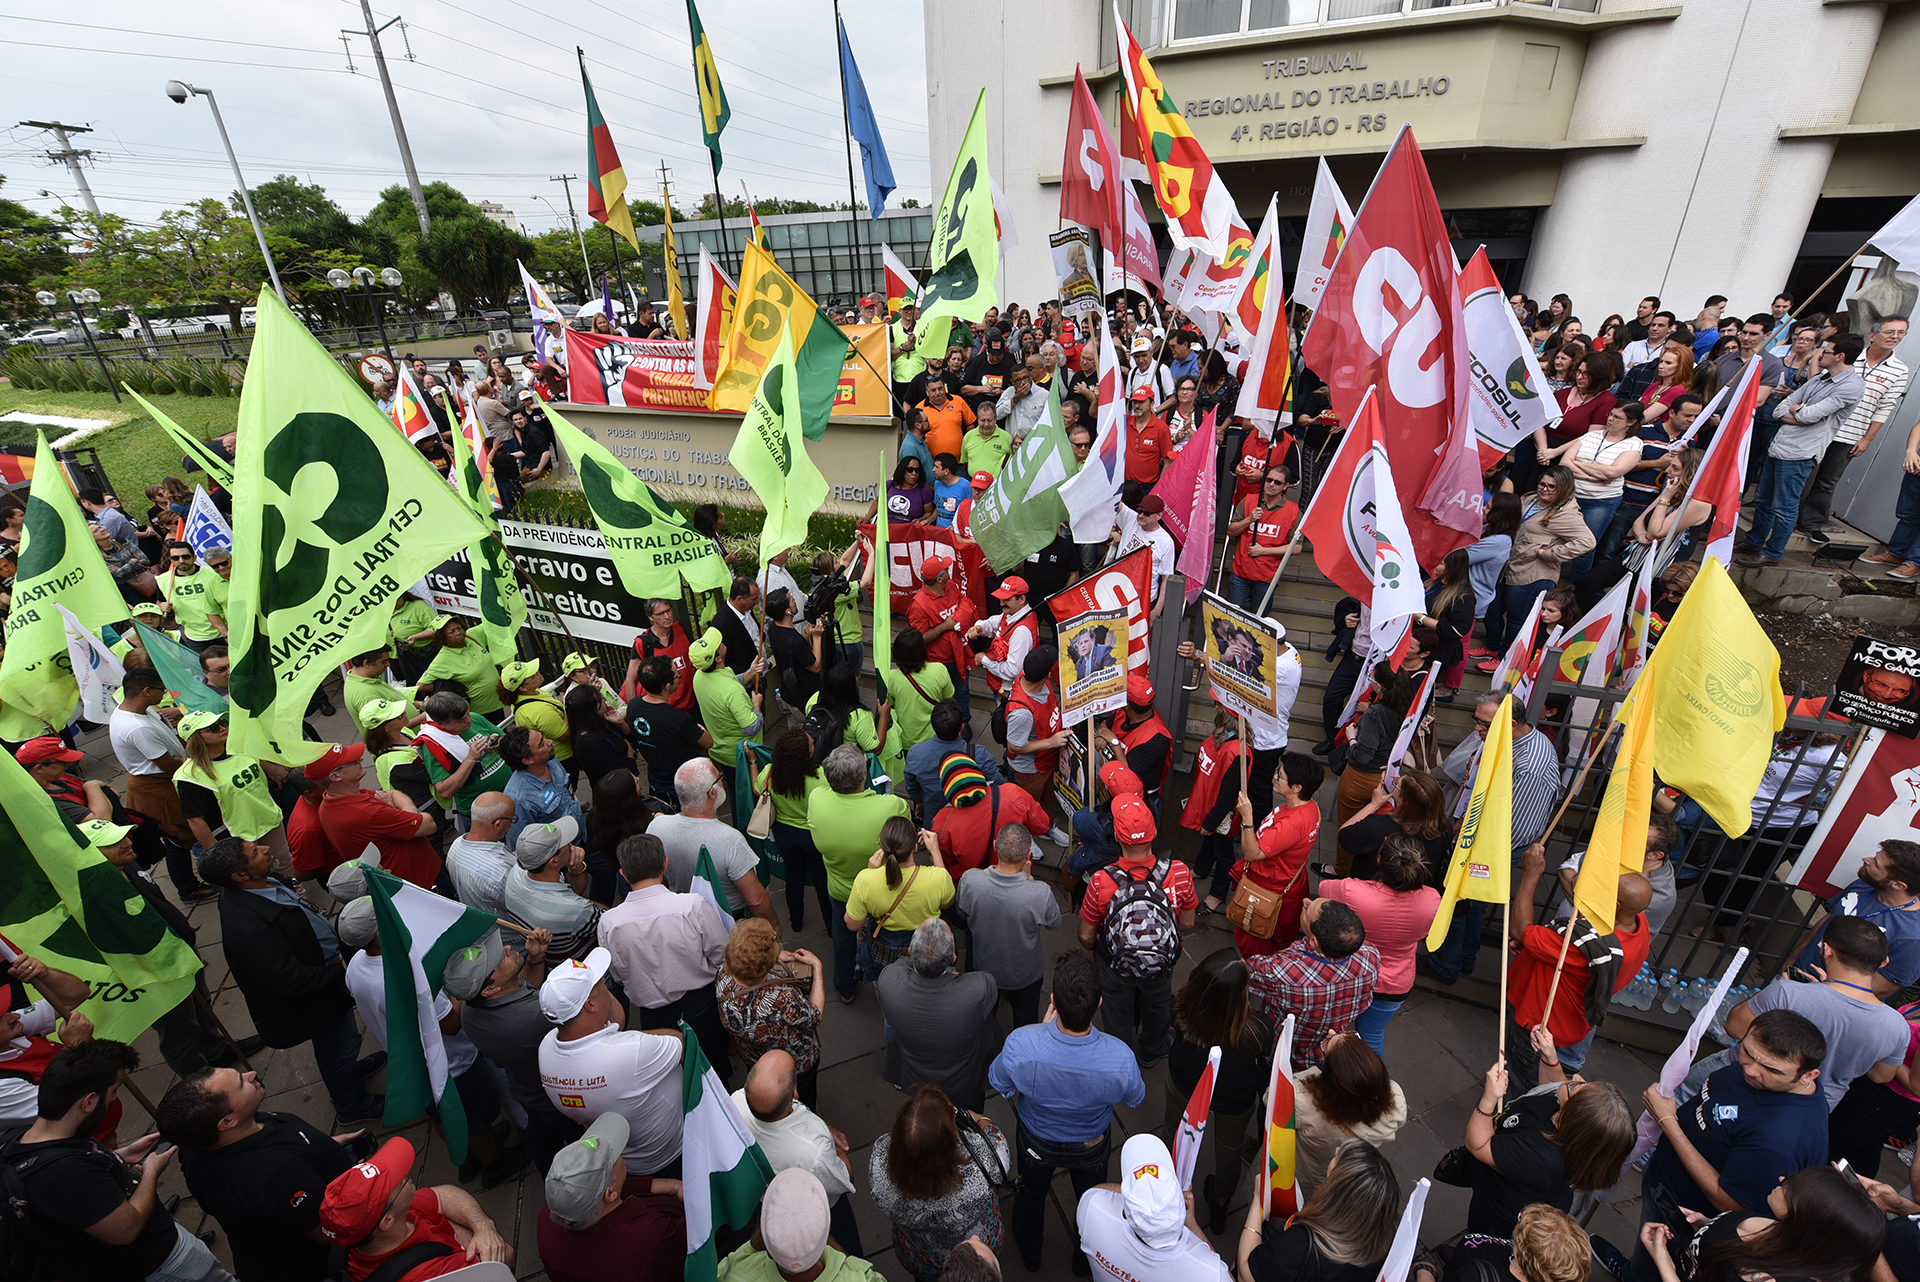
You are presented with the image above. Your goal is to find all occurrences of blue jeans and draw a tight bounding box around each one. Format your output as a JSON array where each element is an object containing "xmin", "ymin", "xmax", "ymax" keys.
[
  {"xmin": 1568, "ymin": 495, "xmax": 1622, "ymax": 579},
  {"xmin": 1012, "ymin": 1120, "xmax": 1111, "ymax": 1265},
  {"xmin": 1224, "ymin": 571, "xmax": 1278, "ymax": 614},
  {"xmin": 1892, "ymin": 468, "xmax": 1920, "ymax": 564},
  {"xmin": 311, "ymin": 1006, "xmax": 380, "ymax": 1114},
  {"xmin": 1485, "ymin": 579, "xmax": 1552, "ymax": 655},
  {"xmin": 829, "ymin": 895, "xmax": 860, "ymax": 998},
  {"xmin": 1603, "ymin": 495, "xmax": 1655, "ymax": 563},
  {"xmin": 1428, "ymin": 901, "xmax": 1484, "ymax": 980},
  {"xmin": 1354, "ymin": 994, "xmax": 1405, "ymax": 1054},
  {"xmin": 1742, "ymin": 455, "xmax": 1816, "ymax": 560},
  {"xmin": 772, "ymin": 822, "xmax": 834, "ymax": 930}
]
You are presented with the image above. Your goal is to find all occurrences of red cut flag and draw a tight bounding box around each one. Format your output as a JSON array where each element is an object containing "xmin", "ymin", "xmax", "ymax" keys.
[
  {"xmin": 1060, "ymin": 65, "xmax": 1123, "ymax": 246},
  {"xmin": 691, "ymin": 244, "xmax": 737, "ymax": 392},
  {"xmin": 390, "ymin": 367, "xmax": 437, "ymax": 444},
  {"xmin": 1675, "ymin": 354, "xmax": 1764, "ymax": 566},
  {"xmin": 1147, "ymin": 405, "xmax": 1213, "ymax": 548},
  {"xmin": 1233, "ymin": 199, "xmax": 1291, "ymax": 432},
  {"xmin": 1173, "ymin": 1045, "xmax": 1221, "ymax": 1191},
  {"xmin": 1046, "ymin": 545, "xmax": 1154, "ymax": 677},
  {"xmin": 1300, "ymin": 126, "xmax": 1482, "ymax": 567}
]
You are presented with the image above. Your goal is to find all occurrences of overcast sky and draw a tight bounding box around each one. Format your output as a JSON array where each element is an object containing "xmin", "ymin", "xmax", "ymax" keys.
[{"xmin": 0, "ymin": 0, "xmax": 930, "ymax": 232}]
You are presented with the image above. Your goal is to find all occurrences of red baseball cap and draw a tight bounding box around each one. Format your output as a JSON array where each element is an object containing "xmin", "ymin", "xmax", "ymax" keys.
[
  {"xmin": 1128, "ymin": 387, "xmax": 1153, "ymax": 402},
  {"xmin": 16, "ymin": 736, "xmax": 82, "ymax": 765},
  {"xmin": 303, "ymin": 742, "xmax": 368, "ymax": 781},
  {"xmin": 1128, "ymin": 673, "xmax": 1155, "ymax": 706},
  {"xmin": 992, "ymin": 576, "xmax": 1030, "ymax": 599},
  {"xmin": 1138, "ymin": 495, "xmax": 1166, "ymax": 515},
  {"xmin": 1112, "ymin": 794, "xmax": 1156, "ymax": 846},
  {"xmin": 920, "ymin": 555, "xmax": 954, "ymax": 579},
  {"xmin": 1098, "ymin": 760, "xmax": 1143, "ymax": 798},
  {"xmin": 970, "ymin": 471, "xmax": 994, "ymax": 489},
  {"xmin": 319, "ymin": 1137, "xmax": 415, "ymax": 1244}
]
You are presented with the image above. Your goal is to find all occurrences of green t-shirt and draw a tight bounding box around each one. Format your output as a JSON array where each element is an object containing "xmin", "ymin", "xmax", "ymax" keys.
[
  {"xmin": 345, "ymin": 673, "xmax": 415, "ymax": 732},
  {"xmin": 755, "ymin": 762, "xmax": 829, "ymax": 830},
  {"xmin": 883, "ymin": 664, "xmax": 953, "ymax": 756},
  {"xmin": 160, "ymin": 566, "xmax": 223, "ymax": 642},
  {"xmin": 174, "ymin": 753, "xmax": 282, "ymax": 841},
  {"xmin": 422, "ymin": 637, "xmax": 503, "ymax": 716},
  {"xmin": 890, "ymin": 319, "xmax": 920, "ymax": 383},
  {"xmin": 845, "ymin": 863, "xmax": 954, "ymax": 932},
  {"xmin": 693, "ymin": 666, "xmax": 758, "ymax": 770},
  {"xmin": 806, "ymin": 788, "xmax": 911, "ymax": 901},
  {"xmin": 391, "ymin": 598, "xmax": 438, "ymax": 651},
  {"xmin": 717, "ymin": 1243, "xmax": 881, "ymax": 1282},
  {"xmin": 802, "ymin": 694, "xmax": 880, "ymax": 754},
  {"xmin": 375, "ymin": 744, "xmax": 416, "ymax": 792},
  {"xmin": 512, "ymin": 688, "xmax": 571, "ymax": 762},
  {"xmin": 960, "ymin": 427, "xmax": 1015, "ymax": 479},
  {"xmin": 417, "ymin": 714, "xmax": 513, "ymax": 814}
]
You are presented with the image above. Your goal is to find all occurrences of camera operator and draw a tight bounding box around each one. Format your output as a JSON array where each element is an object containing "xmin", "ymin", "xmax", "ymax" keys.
[{"xmin": 766, "ymin": 589, "xmax": 827, "ymax": 723}]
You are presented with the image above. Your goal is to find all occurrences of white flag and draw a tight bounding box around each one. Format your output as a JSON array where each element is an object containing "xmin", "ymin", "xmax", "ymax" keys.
[
  {"xmin": 1294, "ymin": 158, "xmax": 1354, "ymax": 312},
  {"xmin": 59, "ymin": 605, "xmax": 124, "ymax": 724},
  {"xmin": 1459, "ymin": 247, "xmax": 1555, "ymax": 462},
  {"xmin": 517, "ymin": 258, "xmax": 563, "ymax": 324},
  {"xmin": 1870, "ymin": 192, "xmax": 1920, "ymax": 283},
  {"xmin": 183, "ymin": 486, "xmax": 233, "ymax": 559},
  {"xmin": 1382, "ymin": 664, "xmax": 1441, "ymax": 794},
  {"xmin": 1377, "ymin": 1178, "xmax": 1432, "ymax": 1282},
  {"xmin": 1057, "ymin": 321, "xmax": 1127, "ymax": 541}
]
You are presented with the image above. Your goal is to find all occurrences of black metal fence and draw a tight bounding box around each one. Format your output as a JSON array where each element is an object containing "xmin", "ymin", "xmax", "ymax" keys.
[
  {"xmin": 8, "ymin": 313, "xmax": 506, "ymax": 365},
  {"xmin": 1519, "ymin": 655, "xmax": 1855, "ymax": 1013}
]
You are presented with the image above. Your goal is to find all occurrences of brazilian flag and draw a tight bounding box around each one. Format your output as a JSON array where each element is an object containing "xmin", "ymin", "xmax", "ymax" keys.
[
  {"xmin": 688, "ymin": 0, "xmax": 731, "ymax": 172},
  {"xmin": 0, "ymin": 748, "xmax": 200, "ymax": 1045}
]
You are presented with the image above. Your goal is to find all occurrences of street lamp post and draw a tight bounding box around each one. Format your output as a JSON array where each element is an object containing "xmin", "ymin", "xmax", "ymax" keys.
[
  {"xmin": 165, "ymin": 80, "xmax": 287, "ymax": 305},
  {"xmin": 329, "ymin": 267, "xmax": 403, "ymax": 370},
  {"xmin": 39, "ymin": 288, "xmax": 119, "ymax": 403}
]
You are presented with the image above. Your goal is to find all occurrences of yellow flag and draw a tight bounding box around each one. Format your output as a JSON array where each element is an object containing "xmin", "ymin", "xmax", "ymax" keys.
[
  {"xmin": 1425, "ymin": 695, "xmax": 1515, "ymax": 951},
  {"xmin": 1648, "ymin": 558, "xmax": 1785, "ymax": 838},
  {"xmin": 705, "ymin": 240, "xmax": 848, "ymax": 442},
  {"xmin": 663, "ymin": 196, "xmax": 690, "ymax": 342},
  {"xmin": 1576, "ymin": 666, "xmax": 1658, "ymax": 933}
]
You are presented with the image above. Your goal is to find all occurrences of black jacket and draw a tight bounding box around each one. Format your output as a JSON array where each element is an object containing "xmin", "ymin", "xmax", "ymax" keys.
[
  {"xmin": 217, "ymin": 881, "xmax": 354, "ymax": 1048},
  {"xmin": 713, "ymin": 602, "xmax": 760, "ymax": 678}
]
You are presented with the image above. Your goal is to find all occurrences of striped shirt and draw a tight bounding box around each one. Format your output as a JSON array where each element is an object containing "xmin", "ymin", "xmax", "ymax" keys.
[
  {"xmin": 1835, "ymin": 353, "xmax": 1910, "ymax": 445},
  {"xmin": 1511, "ymin": 728, "xmax": 1561, "ymax": 853},
  {"xmin": 501, "ymin": 868, "xmax": 603, "ymax": 961}
]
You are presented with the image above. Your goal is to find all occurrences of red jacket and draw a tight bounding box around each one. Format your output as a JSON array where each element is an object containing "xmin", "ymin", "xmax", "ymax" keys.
[
  {"xmin": 933, "ymin": 784, "xmax": 1050, "ymax": 875},
  {"xmin": 1181, "ymin": 733, "xmax": 1252, "ymax": 835},
  {"xmin": 908, "ymin": 588, "xmax": 978, "ymax": 672},
  {"xmin": 1006, "ymin": 680, "xmax": 1062, "ymax": 778},
  {"xmin": 1510, "ymin": 914, "xmax": 1651, "ymax": 1045}
]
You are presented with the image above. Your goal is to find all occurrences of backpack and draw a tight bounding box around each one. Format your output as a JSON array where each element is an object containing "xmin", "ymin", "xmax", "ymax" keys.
[
  {"xmin": 989, "ymin": 694, "xmax": 1010, "ymax": 745},
  {"xmin": 1096, "ymin": 857, "xmax": 1182, "ymax": 980},
  {"xmin": 0, "ymin": 1132, "xmax": 84, "ymax": 1282},
  {"xmin": 801, "ymin": 704, "xmax": 848, "ymax": 767},
  {"xmin": 326, "ymin": 1240, "xmax": 456, "ymax": 1282}
]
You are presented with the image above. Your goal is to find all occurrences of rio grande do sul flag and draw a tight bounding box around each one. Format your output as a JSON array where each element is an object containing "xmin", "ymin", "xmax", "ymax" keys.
[
  {"xmin": 1115, "ymin": 2, "xmax": 1239, "ymax": 261},
  {"xmin": 1459, "ymin": 246, "xmax": 1554, "ymax": 466},
  {"xmin": 684, "ymin": 1015, "xmax": 774, "ymax": 1282},
  {"xmin": 363, "ymin": 869, "xmax": 496, "ymax": 1163},
  {"xmin": 691, "ymin": 244, "xmax": 738, "ymax": 392},
  {"xmin": 226, "ymin": 289, "xmax": 490, "ymax": 763},
  {"xmin": 1256, "ymin": 1014, "xmax": 1299, "ymax": 1220},
  {"xmin": 1297, "ymin": 389, "xmax": 1425, "ymax": 654},
  {"xmin": 882, "ymin": 243, "xmax": 918, "ymax": 315},
  {"xmin": 1294, "ymin": 157, "xmax": 1354, "ymax": 313},
  {"xmin": 1173, "ymin": 1045, "xmax": 1220, "ymax": 1190}
]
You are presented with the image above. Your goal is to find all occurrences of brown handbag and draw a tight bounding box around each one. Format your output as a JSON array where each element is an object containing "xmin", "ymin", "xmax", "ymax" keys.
[{"xmin": 1225, "ymin": 855, "xmax": 1310, "ymax": 940}]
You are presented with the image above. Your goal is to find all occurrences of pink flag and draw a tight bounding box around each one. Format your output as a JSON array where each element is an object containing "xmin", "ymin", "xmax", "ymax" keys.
[
  {"xmin": 1173, "ymin": 1045, "xmax": 1221, "ymax": 1190},
  {"xmin": 1176, "ymin": 417, "xmax": 1218, "ymax": 606},
  {"xmin": 1148, "ymin": 407, "xmax": 1214, "ymax": 548}
]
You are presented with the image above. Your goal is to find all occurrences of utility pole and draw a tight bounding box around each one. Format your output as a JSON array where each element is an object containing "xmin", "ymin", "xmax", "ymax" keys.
[
  {"xmin": 18, "ymin": 121, "xmax": 100, "ymax": 216},
  {"xmin": 351, "ymin": 0, "xmax": 431, "ymax": 237},
  {"xmin": 550, "ymin": 174, "xmax": 592, "ymax": 290}
]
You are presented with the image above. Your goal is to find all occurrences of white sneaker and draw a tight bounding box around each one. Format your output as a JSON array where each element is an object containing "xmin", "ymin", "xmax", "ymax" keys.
[{"xmin": 1046, "ymin": 827, "xmax": 1070, "ymax": 846}]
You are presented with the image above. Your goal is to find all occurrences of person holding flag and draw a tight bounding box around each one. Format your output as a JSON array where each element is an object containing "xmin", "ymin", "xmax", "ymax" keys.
[{"xmin": 1158, "ymin": 948, "xmax": 1275, "ymax": 1235}]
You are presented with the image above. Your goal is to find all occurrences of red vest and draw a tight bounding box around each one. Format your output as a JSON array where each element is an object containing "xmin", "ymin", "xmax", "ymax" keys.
[
  {"xmin": 1231, "ymin": 500, "xmax": 1299, "ymax": 583},
  {"xmin": 0, "ymin": 1038, "xmax": 122, "ymax": 1140},
  {"xmin": 1231, "ymin": 430, "xmax": 1297, "ymax": 509},
  {"xmin": 1181, "ymin": 733, "xmax": 1251, "ymax": 834},
  {"xmin": 1117, "ymin": 710, "xmax": 1172, "ymax": 797},
  {"xmin": 1006, "ymin": 681, "xmax": 1062, "ymax": 777},
  {"xmin": 637, "ymin": 624, "xmax": 695, "ymax": 710},
  {"xmin": 984, "ymin": 610, "xmax": 1040, "ymax": 696}
]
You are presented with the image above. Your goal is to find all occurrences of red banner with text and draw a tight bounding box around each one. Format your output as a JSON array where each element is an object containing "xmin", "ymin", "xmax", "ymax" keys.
[
  {"xmin": 858, "ymin": 522, "xmax": 989, "ymax": 621},
  {"xmin": 566, "ymin": 326, "xmax": 888, "ymax": 415}
]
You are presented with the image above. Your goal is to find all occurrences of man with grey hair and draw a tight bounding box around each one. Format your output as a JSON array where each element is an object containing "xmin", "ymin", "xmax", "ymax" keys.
[
  {"xmin": 808, "ymin": 744, "xmax": 910, "ymax": 1002},
  {"xmin": 956, "ymin": 824, "xmax": 1061, "ymax": 1028},
  {"xmin": 876, "ymin": 918, "xmax": 1000, "ymax": 1110},
  {"xmin": 1810, "ymin": 314, "xmax": 1909, "ymax": 544},
  {"xmin": 598, "ymin": 832, "xmax": 735, "ymax": 1087},
  {"xmin": 444, "ymin": 791, "xmax": 515, "ymax": 915},
  {"xmin": 416, "ymin": 690, "xmax": 512, "ymax": 823},
  {"xmin": 645, "ymin": 759, "xmax": 777, "ymax": 933}
]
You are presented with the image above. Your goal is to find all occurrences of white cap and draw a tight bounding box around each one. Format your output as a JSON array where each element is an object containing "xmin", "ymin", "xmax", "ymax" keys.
[
  {"xmin": 538, "ymin": 947, "xmax": 612, "ymax": 1023},
  {"xmin": 1120, "ymin": 1134, "xmax": 1184, "ymax": 1249}
]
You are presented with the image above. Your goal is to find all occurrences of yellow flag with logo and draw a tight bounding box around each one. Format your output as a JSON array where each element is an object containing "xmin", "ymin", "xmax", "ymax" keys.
[
  {"xmin": 0, "ymin": 433, "xmax": 132, "ymax": 727},
  {"xmin": 1426, "ymin": 695, "xmax": 1515, "ymax": 951},
  {"xmin": 1647, "ymin": 557, "xmax": 1784, "ymax": 838},
  {"xmin": 226, "ymin": 289, "xmax": 492, "ymax": 763},
  {"xmin": 1575, "ymin": 665, "xmax": 1658, "ymax": 934},
  {"xmin": 706, "ymin": 240, "xmax": 849, "ymax": 443}
]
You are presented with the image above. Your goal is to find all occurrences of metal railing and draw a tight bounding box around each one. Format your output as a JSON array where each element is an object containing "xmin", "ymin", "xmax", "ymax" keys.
[
  {"xmin": 1515, "ymin": 657, "xmax": 1855, "ymax": 1017},
  {"xmin": 6, "ymin": 313, "xmax": 506, "ymax": 365}
]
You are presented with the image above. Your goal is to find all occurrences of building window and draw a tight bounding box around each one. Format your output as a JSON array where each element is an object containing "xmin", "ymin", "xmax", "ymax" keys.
[
  {"xmin": 1248, "ymin": 0, "xmax": 1320, "ymax": 29},
  {"xmin": 1174, "ymin": 0, "xmax": 1242, "ymax": 40}
]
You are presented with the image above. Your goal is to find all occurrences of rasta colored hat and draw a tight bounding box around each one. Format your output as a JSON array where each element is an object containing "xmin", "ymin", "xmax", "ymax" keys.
[{"xmin": 939, "ymin": 752, "xmax": 989, "ymax": 808}]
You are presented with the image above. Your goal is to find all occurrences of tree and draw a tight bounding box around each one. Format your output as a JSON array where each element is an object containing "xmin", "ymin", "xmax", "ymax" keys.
[
  {"xmin": 362, "ymin": 182, "xmax": 536, "ymax": 310},
  {"xmin": 0, "ymin": 176, "xmax": 71, "ymax": 325},
  {"xmin": 529, "ymin": 224, "xmax": 661, "ymax": 304}
]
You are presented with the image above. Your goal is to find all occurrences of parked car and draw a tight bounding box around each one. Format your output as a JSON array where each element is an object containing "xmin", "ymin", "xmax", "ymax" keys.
[{"xmin": 16, "ymin": 327, "xmax": 71, "ymax": 346}]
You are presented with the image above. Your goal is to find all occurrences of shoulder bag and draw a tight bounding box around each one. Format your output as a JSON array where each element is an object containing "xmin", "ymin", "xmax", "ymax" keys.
[{"xmin": 1225, "ymin": 844, "xmax": 1311, "ymax": 941}]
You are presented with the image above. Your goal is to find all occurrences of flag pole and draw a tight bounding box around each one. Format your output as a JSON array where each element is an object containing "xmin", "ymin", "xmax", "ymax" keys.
[
  {"xmin": 605, "ymin": 226, "xmax": 632, "ymax": 322},
  {"xmin": 1528, "ymin": 718, "xmax": 1624, "ymax": 1038},
  {"xmin": 831, "ymin": 0, "xmax": 868, "ymax": 304},
  {"xmin": 1498, "ymin": 899, "xmax": 1512, "ymax": 1104},
  {"xmin": 707, "ymin": 163, "xmax": 736, "ymax": 280}
]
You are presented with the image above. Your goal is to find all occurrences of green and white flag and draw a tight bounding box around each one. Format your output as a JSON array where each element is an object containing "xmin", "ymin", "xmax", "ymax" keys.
[
  {"xmin": 0, "ymin": 432, "xmax": 130, "ymax": 728},
  {"xmin": 132, "ymin": 620, "xmax": 227, "ymax": 714},
  {"xmin": 730, "ymin": 320, "xmax": 828, "ymax": 561},
  {"xmin": 226, "ymin": 289, "xmax": 489, "ymax": 764},
  {"xmin": 683, "ymin": 1016, "xmax": 774, "ymax": 1282},
  {"xmin": 692, "ymin": 845, "xmax": 735, "ymax": 936},
  {"xmin": 447, "ymin": 408, "xmax": 527, "ymax": 667},
  {"xmin": 128, "ymin": 389, "xmax": 234, "ymax": 488},
  {"xmin": 363, "ymin": 868, "xmax": 496, "ymax": 1163},
  {"xmin": 546, "ymin": 403, "xmax": 732, "ymax": 598},
  {"xmin": 972, "ymin": 379, "xmax": 1075, "ymax": 573},
  {"xmin": 914, "ymin": 89, "xmax": 999, "ymax": 361},
  {"xmin": 0, "ymin": 746, "xmax": 201, "ymax": 1045}
]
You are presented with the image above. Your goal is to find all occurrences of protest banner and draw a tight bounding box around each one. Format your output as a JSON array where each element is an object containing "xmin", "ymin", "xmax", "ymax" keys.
[
  {"xmin": 1056, "ymin": 604, "xmax": 1128, "ymax": 728},
  {"xmin": 566, "ymin": 326, "xmax": 886, "ymax": 418},
  {"xmin": 1045, "ymin": 546, "xmax": 1153, "ymax": 680},
  {"xmin": 1051, "ymin": 227, "xmax": 1103, "ymax": 320},
  {"xmin": 422, "ymin": 520, "xmax": 651, "ymax": 648},
  {"xmin": 1787, "ymin": 727, "xmax": 1912, "ymax": 898},
  {"xmin": 857, "ymin": 522, "xmax": 989, "ymax": 620},
  {"xmin": 1831, "ymin": 635, "xmax": 1920, "ymax": 738},
  {"xmin": 1199, "ymin": 591, "xmax": 1285, "ymax": 720}
]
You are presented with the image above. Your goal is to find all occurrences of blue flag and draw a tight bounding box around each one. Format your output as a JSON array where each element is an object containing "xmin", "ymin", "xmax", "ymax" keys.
[{"xmin": 838, "ymin": 17, "xmax": 895, "ymax": 220}]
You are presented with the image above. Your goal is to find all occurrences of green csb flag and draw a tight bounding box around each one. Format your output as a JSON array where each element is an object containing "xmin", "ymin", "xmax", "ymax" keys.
[
  {"xmin": 133, "ymin": 620, "xmax": 228, "ymax": 714},
  {"xmin": 0, "ymin": 748, "xmax": 200, "ymax": 1044},
  {"xmin": 914, "ymin": 89, "xmax": 999, "ymax": 361},
  {"xmin": 687, "ymin": 0, "xmax": 731, "ymax": 173},
  {"xmin": 226, "ymin": 289, "xmax": 491, "ymax": 764},
  {"xmin": 730, "ymin": 321, "xmax": 828, "ymax": 561},
  {"xmin": 972, "ymin": 379, "xmax": 1073, "ymax": 573},
  {"xmin": 448, "ymin": 415, "xmax": 527, "ymax": 668},
  {"xmin": 0, "ymin": 433, "xmax": 130, "ymax": 728},
  {"xmin": 546, "ymin": 403, "xmax": 731, "ymax": 598}
]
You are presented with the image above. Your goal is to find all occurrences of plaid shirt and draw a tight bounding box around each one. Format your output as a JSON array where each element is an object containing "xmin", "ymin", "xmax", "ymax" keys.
[{"xmin": 1248, "ymin": 941, "xmax": 1381, "ymax": 1072}]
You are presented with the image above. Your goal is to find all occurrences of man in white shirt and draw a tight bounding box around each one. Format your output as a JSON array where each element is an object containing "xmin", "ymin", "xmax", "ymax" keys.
[
  {"xmin": 537, "ymin": 947, "xmax": 685, "ymax": 1177},
  {"xmin": 994, "ymin": 366, "xmax": 1050, "ymax": 443},
  {"xmin": 1116, "ymin": 496, "xmax": 1177, "ymax": 620},
  {"xmin": 1802, "ymin": 315, "xmax": 1910, "ymax": 544},
  {"xmin": 1620, "ymin": 310, "xmax": 1675, "ymax": 370},
  {"xmin": 109, "ymin": 667, "xmax": 206, "ymax": 894},
  {"xmin": 0, "ymin": 955, "xmax": 91, "ymax": 1129},
  {"xmin": 444, "ymin": 791, "xmax": 516, "ymax": 915},
  {"xmin": 336, "ymin": 897, "xmax": 529, "ymax": 1185},
  {"xmin": 1077, "ymin": 1134, "xmax": 1230, "ymax": 1281},
  {"xmin": 646, "ymin": 760, "xmax": 779, "ymax": 931},
  {"xmin": 966, "ymin": 576, "xmax": 1039, "ymax": 700},
  {"xmin": 757, "ymin": 549, "xmax": 804, "ymax": 616},
  {"xmin": 732, "ymin": 1051, "xmax": 862, "ymax": 1256},
  {"xmin": 597, "ymin": 832, "xmax": 735, "ymax": 1088}
]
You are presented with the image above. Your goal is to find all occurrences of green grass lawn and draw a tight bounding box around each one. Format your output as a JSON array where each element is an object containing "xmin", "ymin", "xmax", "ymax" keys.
[{"xmin": 0, "ymin": 385, "xmax": 236, "ymax": 501}]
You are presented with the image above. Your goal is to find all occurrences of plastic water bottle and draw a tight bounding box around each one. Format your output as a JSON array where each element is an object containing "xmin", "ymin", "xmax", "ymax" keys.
[
  {"xmin": 1627, "ymin": 967, "xmax": 1651, "ymax": 1010},
  {"xmin": 1655, "ymin": 970, "xmax": 1677, "ymax": 1012},
  {"xmin": 1664, "ymin": 979, "xmax": 1689, "ymax": 1015}
]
